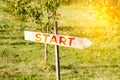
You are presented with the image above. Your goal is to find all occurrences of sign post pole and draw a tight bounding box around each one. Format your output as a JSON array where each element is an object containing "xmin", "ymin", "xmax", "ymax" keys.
[
  {"xmin": 54, "ymin": 21, "xmax": 60, "ymax": 80},
  {"xmin": 24, "ymin": 22, "xmax": 92, "ymax": 80}
]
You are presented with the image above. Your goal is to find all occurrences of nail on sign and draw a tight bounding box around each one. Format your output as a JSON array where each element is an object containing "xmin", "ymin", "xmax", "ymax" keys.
[{"xmin": 24, "ymin": 31, "xmax": 92, "ymax": 49}]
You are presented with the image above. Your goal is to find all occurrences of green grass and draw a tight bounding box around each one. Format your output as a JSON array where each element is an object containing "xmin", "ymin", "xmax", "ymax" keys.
[{"xmin": 0, "ymin": 1, "xmax": 120, "ymax": 80}]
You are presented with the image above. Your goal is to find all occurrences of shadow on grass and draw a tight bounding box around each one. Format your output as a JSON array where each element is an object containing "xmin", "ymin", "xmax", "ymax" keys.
[
  {"xmin": 61, "ymin": 64, "xmax": 120, "ymax": 71},
  {"xmin": 0, "ymin": 29, "xmax": 12, "ymax": 32},
  {"xmin": 10, "ymin": 42, "xmax": 26, "ymax": 45},
  {"xmin": 0, "ymin": 36, "xmax": 24, "ymax": 39},
  {"xmin": 61, "ymin": 64, "xmax": 73, "ymax": 70},
  {"xmin": 0, "ymin": 36, "xmax": 9, "ymax": 39},
  {"xmin": 79, "ymin": 65, "xmax": 120, "ymax": 69},
  {"xmin": 10, "ymin": 42, "xmax": 35, "ymax": 45},
  {"xmin": 0, "ymin": 42, "xmax": 35, "ymax": 45}
]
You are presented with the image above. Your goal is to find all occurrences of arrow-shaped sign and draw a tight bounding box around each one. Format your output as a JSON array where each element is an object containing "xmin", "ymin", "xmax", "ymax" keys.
[{"xmin": 24, "ymin": 31, "xmax": 92, "ymax": 49}]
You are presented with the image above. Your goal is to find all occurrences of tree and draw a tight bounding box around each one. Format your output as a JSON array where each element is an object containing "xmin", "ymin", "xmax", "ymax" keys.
[{"xmin": 5, "ymin": 0, "xmax": 62, "ymax": 66}]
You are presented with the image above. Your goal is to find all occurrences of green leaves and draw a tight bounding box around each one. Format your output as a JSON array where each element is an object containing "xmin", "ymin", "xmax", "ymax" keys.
[{"xmin": 5, "ymin": 0, "xmax": 61, "ymax": 32}]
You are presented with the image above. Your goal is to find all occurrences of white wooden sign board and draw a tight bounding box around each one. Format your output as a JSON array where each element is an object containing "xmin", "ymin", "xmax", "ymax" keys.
[{"xmin": 24, "ymin": 31, "xmax": 92, "ymax": 49}]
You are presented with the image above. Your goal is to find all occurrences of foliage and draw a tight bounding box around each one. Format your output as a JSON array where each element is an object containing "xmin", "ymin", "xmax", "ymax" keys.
[{"xmin": 4, "ymin": 0, "xmax": 62, "ymax": 32}]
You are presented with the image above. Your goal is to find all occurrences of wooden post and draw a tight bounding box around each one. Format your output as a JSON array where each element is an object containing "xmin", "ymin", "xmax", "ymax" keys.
[
  {"xmin": 44, "ymin": 44, "xmax": 48, "ymax": 66},
  {"xmin": 44, "ymin": 24, "xmax": 48, "ymax": 66},
  {"xmin": 44, "ymin": 2, "xmax": 49, "ymax": 66},
  {"xmin": 54, "ymin": 21, "xmax": 60, "ymax": 80}
]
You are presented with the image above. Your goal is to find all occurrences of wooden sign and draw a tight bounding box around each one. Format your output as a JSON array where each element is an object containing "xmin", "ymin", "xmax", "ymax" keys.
[{"xmin": 24, "ymin": 31, "xmax": 92, "ymax": 49}]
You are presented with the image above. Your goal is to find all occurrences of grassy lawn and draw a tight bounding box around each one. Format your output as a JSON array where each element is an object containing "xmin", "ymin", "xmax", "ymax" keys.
[{"xmin": 0, "ymin": 1, "xmax": 120, "ymax": 80}]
